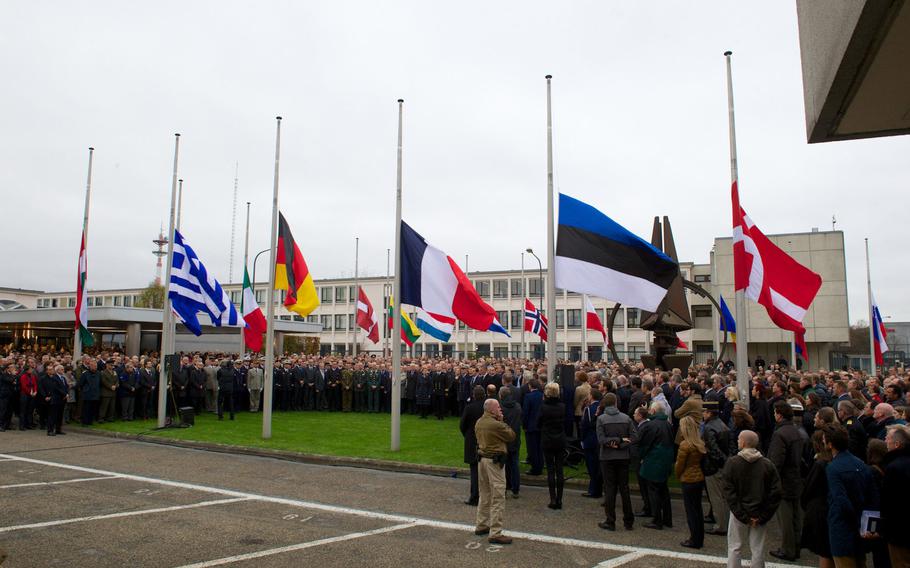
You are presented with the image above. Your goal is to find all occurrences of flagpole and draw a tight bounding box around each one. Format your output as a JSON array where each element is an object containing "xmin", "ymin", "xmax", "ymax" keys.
[
  {"xmin": 725, "ymin": 51, "xmax": 750, "ymax": 409},
  {"xmin": 520, "ymin": 252, "xmax": 526, "ymax": 359},
  {"xmin": 73, "ymin": 147, "xmax": 95, "ymax": 362},
  {"xmin": 240, "ymin": 201, "xmax": 250, "ymax": 356},
  {"xmin": 353, "ymin": 237, "xmax": 359, "ymax": 357},
  {"xmin": 263, "ymin": 116, "xmax": 282, "ymax": 440},
  {"xmin": 176, "ymin": 179, "xmax": 184, "ymax": 232},
  {"xmin": 581, "ymin": 294, "xmax": 588, "ymax": 362},
  {"xmin": 391, "ymin": 99, "xmax": 404, "ymax": 452},
  {"xmin": 385, "ymin": 247, "xmax": 390, "ymax": 358},
  {"xmin": 158, "ymin": 133, "xmax": 181, "ymax": 428},
  {"xmin": 463, "ymin": 254, "xmax": 469, "ymax": 360},
  {"xmin": 545, "ymin": 74, "xmax": 557, "ymax": 383},
  {"xmin": 865, "ymin": 238, "xmax": 876, "ymax": 377}
]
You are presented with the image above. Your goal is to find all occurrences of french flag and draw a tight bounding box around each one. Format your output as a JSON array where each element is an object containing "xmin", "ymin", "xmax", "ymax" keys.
[
  {"xmin": 400, "ymin": 221, "xmax": 509, "ymax": 336},
  {"xmin": 872, "ymin": 294, "xmax": 889, "ymax": 366}
]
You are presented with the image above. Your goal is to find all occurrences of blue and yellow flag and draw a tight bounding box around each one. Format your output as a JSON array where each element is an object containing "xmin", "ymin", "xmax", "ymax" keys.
[{"xmin": 719, "ymin": 295, "xmax": 736, "ymax": 344}]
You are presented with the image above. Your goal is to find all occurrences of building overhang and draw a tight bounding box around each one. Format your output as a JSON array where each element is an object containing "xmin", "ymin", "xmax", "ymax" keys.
[{"xmin": 797, "ymin": 0, "xmax": 910, "ymax": 143}]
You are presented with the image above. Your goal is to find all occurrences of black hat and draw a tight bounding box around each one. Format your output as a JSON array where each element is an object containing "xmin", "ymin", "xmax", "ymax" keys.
[{"xmin": 703, "ymin": 400, "xmax": 719, "ymax": 412}]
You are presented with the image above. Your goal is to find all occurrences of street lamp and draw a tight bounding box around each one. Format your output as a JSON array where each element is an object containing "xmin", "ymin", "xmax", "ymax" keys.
[
  {"xmin": 526, "ymin": 248, "xmax": 543, "ymax": 359},
  {"xmin": 250, "ymin": 247, "xmax": 271, "ymax": 302}
]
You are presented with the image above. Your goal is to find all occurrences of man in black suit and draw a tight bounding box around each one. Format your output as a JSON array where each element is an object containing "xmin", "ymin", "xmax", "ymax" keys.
[
  {"xmin": 460, "ymin": 386, "xmax": 486, "ymax": 506},
  {"xmin": 42, "ymin": 365, "xmax": 69, "ymax": 436}
]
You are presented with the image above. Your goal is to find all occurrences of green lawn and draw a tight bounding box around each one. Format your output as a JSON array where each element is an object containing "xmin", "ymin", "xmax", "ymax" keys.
[{"xmin": 90, "ymin": 411, "xmax": 468, "ymax": 469}]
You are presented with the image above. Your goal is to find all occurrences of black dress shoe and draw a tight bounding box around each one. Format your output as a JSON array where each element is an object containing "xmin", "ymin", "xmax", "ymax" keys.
[
  {"xmin": 642, "ymin": 522, "xmax": 663, "ymax": 530},
  {"xmin": 547, "ymin": 502, "xmax": 558, "ymax": 510},
  {"xmin": 474, "ymin": 527, "xmax": 490, "ymax": 536},
  {"xmin": 706, "ymin": 529, "xmax": 727, "ymax": 536},
  {"xmin": 581, "ymin": 493, "xmax": 602, "ymax": 498},
  {"xmin": 464, "ymin": 499, "xmax": 478, "ymax": 506},
  {"xmin": 769, "ymin": 550, "xmax": 797, "ymax": 561},
  {"xmin": 680, "ymin": 540, "xmax": 701, "ymax": 549},
  {"xmin": 597, "ymin": 521, "xmax": 615, "ymax": 531}
]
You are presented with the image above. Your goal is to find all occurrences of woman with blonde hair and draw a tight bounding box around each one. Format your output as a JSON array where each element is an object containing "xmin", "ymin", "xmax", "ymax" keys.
[
  {"xmin": 538, "ymin": 382, "xmax": 566, "ymax": 509},
  {"xmin": 675, "ymin": 415, "xmax": 706, "ymax": 549}
]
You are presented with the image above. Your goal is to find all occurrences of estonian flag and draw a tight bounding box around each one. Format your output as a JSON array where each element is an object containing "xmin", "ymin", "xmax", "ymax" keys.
[{"xmin": 555, "ymin": 193, "xmax": 678, "ymax": 311}]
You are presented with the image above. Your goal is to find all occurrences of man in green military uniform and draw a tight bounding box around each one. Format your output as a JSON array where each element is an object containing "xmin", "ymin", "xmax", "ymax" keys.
[
  {"xmin": 341, "ymin": 364, "xmax": 354, "ymax": 412},
  {"xmin": 98, "ymin": 364, "xmax": 119, "ymax": 423},
  {"xmin": 474, "ymin": 398, "xmax": 516, "ymax": 545},
  {"xmin": 366, "ymin": 363, "xmax": 381, "ymax": 413},
  {"xmin": 353, "ymin": 363, "xmax": 367, "ymax": 412}
]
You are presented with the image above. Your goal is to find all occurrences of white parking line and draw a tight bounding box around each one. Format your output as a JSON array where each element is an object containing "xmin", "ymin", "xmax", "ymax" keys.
[
  {"xmin": 0, "ymin": 453, "xmax": 807, "ymax": 567},
  {"xmin": 0, "ymin": 475, "xmax": 120, "ymax": 489},
  {"xmin": 174, "ymin": 522, "xmax": 419, "ymax": 567},
  {"xmin": 0, "ymin": 497, "xmax": 251, "ymax": 533},
  {"xmin": 593, "ymin": 551, "xmax": 647, "ymax": 567}
]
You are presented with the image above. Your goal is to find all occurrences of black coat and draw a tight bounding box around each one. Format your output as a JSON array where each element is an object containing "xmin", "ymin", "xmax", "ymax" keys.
[
  {"xmin": 460, "ymin": 399, "xmax": 484, "ymax": 464},
  {"xmin": 500, "ymin": 399, "xmax": 522, "ymax": 453},
  {"xmin": 537, "ymin": 397, "xmax": 566, "ymax": 452},
  {"xmin": 216, "ymin": 367, "xmax": 236, "ymax": 392},
  {"xmin": 767, "ymin": 421, "xmax": 806, "ymax": 499},
  {"xmin": 800, "ymin": 459, "xmax": 831, "ymax": 557},
  {"xmin": 41, "ymin": 374, "xmax": 69, "ymax": 406},
  {"xmin": 880, "ymin": 445, "xmax": 910, "ymax": 544}
]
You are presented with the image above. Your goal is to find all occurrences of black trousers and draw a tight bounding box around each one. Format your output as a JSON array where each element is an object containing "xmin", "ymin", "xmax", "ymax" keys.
[
  {"xmin": 217, "ymin": 390, "xmax": 235, "ymax": 419},
  {"xmin": 647, "ymin": 480, "xmax": 672, "ymax": 527},
  {"xmin": 584, "ymin": 446, "xmax": 603, "ymax": 496},
  {"xmin": 81, "ymin": 400, "xmax": 99, "ymax": 425},
  {"xmin": 681, "ymin": 481, "xmax": 705, "ymax": 547},
  {"xmin": 47, "ymin": 403, "xmax": 64, "ymax": 434},
  {"xmin": 468, "ymin": 462, "xmax": 479, "ymax": 502},
  {"xmin": 543, "ymin": 449, "xmax": 565, "ymax": 503},
  {"xmin": 601, "ymin": 459, "xmax": 634, "ymax": 526},
  {"xmin": 0, "ymin": 394, "xmax": 11, "ymax": 429},
  {"xmin": 19, "ymin": 395, "xmax": 35, "ymax": 428}
]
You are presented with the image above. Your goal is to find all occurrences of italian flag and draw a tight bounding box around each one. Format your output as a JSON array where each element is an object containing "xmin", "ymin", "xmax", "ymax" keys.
[
  {"xmin": 242, "ymin": 267, "xmax": 267, "ymax": 352},
  {"xmin": 75, "ymin": 230, "xmax": 94, "ymax": 347}
]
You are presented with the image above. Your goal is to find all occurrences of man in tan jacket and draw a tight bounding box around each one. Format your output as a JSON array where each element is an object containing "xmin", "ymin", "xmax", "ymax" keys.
[
  {"xmin": 573, "ymin": 371, "xmax": 592, "ymax": 436},
  {"xmin": 474, "ymin": 398, "xmax": 516, "ymax": 545}
]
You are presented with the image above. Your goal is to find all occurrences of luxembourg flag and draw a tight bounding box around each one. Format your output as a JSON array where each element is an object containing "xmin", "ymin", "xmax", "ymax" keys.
[
  {"xmin": 871, "ymin": 294, "xmax": 889, "ymax": 366},
  {"xmin": 400, "ymin": 221, "xmax": 509, "ymax": 336}
]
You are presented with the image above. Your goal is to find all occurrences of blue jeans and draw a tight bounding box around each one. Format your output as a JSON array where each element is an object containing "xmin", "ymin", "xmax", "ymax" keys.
[
  {"xmin": 505, "ymin": 450, "xmax": 520, "ymax": 495},
  {"xmin": 584, "ymin": 445, "xmax": 603, "ymax": 496}
]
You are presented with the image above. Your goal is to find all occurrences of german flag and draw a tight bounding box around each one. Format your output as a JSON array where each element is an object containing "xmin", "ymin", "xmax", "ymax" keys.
[{"xmin": 276, "ymin": 212, "xmax": 319, "ymax": 317}]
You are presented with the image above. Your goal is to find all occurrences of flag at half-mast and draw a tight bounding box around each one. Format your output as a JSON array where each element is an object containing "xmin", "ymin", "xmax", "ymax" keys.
[
  {"xmin": 241, "ymin": 267, "xmax": 267, "ymax": 352},
  {"xmin": 388, "ymin": 296, "xmax": 421, "ymax": 347},
  {"xmin": 719, "ymin": 295, "xmax": 737, "ymax": 344},
  {"xmin": 276, "ymin": 212, "xmax": 319, "ymax": 317},
  {"xmin": 356, "ymin": 287, "xmax": 380, "ymax": 344},
  {"xmin": 524, "ymin": 298, "xmax": 548, "ymax": 341},
  {"xmin": 732, "ymin": 182, "xmax": 821, "ymax": 360},
  {"xmin": 74, "ymin": 230, "xmax": 94, "ymax": 346},
  {"xmin": 584, "ymin": 296, "xmax": 606, "ymax": 342},
  {"xmin": 871, "ymin": 293, "xmax": 889, "ymax": 366}
]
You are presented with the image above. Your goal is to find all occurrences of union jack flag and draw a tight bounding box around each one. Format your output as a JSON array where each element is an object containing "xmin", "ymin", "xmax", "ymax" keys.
[{"xmin": 524, "ymin": 298, "xmax": 548, "ymax": 341}]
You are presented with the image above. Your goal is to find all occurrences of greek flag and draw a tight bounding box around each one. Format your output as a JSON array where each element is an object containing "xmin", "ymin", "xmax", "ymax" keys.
[{"xmin": 168, "ymin": 229, "xmax": 244, "ymax": 336}]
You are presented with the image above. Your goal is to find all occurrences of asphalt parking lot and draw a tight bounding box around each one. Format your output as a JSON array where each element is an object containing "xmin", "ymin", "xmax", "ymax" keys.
[{"xmin": 0, "ymin": 431, "xmax": 812, "ymax": 567}]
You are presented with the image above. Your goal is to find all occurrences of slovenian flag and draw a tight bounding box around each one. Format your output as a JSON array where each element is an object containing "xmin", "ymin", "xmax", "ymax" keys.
[
  {"xmin": 416, "ymin": 308, "xmax": 455, "ymax": 342},
  {"xmin": 555, "ymin": 193, "xmax": 678, "ymax": 311},
  {"xmin": 400, "ymin": 221, "xmax": 509, "ymax": 336},
  {"xmin": 872, "ymin": 294, "xmax": 889, "ymax": 366}
]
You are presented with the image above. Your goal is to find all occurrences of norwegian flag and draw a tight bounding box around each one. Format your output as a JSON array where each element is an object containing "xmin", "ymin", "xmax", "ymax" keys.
[
  {"xmin": 584, "ymin": 296, "xmax": 606, "ymax": 342},
  {"xmin": 732, "ymin": 182, "xmax": 822, "ymax": 361},
  {"xmin": 524, "ymin": 298, "xmax": 548, "ymax": 341},
  {"xmin": 356, "ymin": 287, "xmax": 380, "ymax": 344}
]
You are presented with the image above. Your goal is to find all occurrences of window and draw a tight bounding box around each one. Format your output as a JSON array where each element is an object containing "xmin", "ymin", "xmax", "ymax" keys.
[
  {"xmin": 611, "ymin": 307, "xmax": 625, "ymax": 328},
  {"xmin": 112, "ymin": 296, "xmax": 121, "ymax": 307},
  {"xmin": 493, "ymin": 345, "xmax": 509, "ymax": 359},
  {"xmin": 425, "ymin": 344, "xmax": 439, "ymax": 357},
  {"xmin": 476, "ymin": 280, "xmax": 490, "ymax": 299},
  {"xmin": 628, "ymin": 344, "xmax": 646, "ymax": 357},
  {"xmin": 493, "ymin": 279, "xmax": 508, "ymax": 299},
  {"xmin": 255, "ymin": 289, "xmax": 265, "ymax": 304},
  {"xmin": 528, "ymin": 277, "xmax": 545, "ymax": 298},
  {"xmin": 510, "ymin": 278, "xmax": 524, "ymax": 297},
  {"xmin": 555, "ymin": 309, "xmax": 565, "ymax": 329},
  {"xmin": 321, "ymin": 315, "xmax": 332, "ymax": 330},
  {"xmin": 349, "ymin": 285, "xmax": 357, "ymax": 302},
  {"xmin": 627, "ymin": 308, "xmax": 640, "ymax": 328},
  {"xmin": 567, "ymin": 309, "xmax": 582, "ymax": 329},
  {"xmin": 510, "ymin": 310, "xmax": 522, "ymax": 330},
  {"xmin": 320, "ymin": 287, "xmax": 333, "ymax": 304},
  {"xmin": 280, "ymin": 315, "xmax": 291, "ymax": 321},
  {"xmin": 133, "ymin": 295, "xmax": 140, "ymax": 306},
  {"xmin": 335, "ymin": 287, "xmax": 347, "ymax": 303},
  {"xmin": 51, "ymin": 298, "xmax": 59, "ymax": 308},
  {"xmin": 307, "ymin": 315, "xmax": 318, "ymax": 323},
  {"xmin": 694, "ymin": 274, "xmax": 711, "ymax": 283},
  {"xmin": 68, "ymin": 297, "xmax": 76, "ymax": 308},
  {"xmin": 37, "ymin": 299, "xmax": 47, "ymax": 308},
  {"xmin": 229, "ymin": 291, "xmax": 240, "ymax": 304},
  {"xmin": 349, "ymin": 314, "xmax": 355, "ymax": 331},
  {"xmin": 104, "ymin": 296, "xmax": 113, "ymax": 306},
  {"xmin": 693, "ymin": 306, "xmax": 712, "ymax": 318},
  {"xmin": 496, "ymin": 311, "xmax": 508, "ymax": 329},
  {"xmin": 293, "ymin": 315, "xmax": 304, "ymax": 322},
  {"xmin": 123, "ymin": 295, "xmax": 132, "ymax": 307},
  {"xmin": 335, "ymin": 314, "xmax": 347, "ymax": 330},
  {"xmin": 596, "ymin": 308, "xmax": 605, "ymax": 323}
]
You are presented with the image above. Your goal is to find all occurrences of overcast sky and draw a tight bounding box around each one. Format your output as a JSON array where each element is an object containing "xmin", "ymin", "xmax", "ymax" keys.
[{"xmin": 2, "ymin": 1, "xmax": 907, "ymax": 324}]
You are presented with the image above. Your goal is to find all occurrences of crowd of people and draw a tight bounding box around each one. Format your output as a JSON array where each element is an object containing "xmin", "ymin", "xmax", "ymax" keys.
[{"xmin": 2, "ymin": 344, "xmax": 909, "ymax": 565}]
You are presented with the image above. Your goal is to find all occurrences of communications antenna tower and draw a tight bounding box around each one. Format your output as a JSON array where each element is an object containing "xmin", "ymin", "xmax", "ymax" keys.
[
  {"xmin": 229, "ymin": 162, "xmax": 239, "ymax": 283},
  {"xmin": 152, "ymin": 223, "xmax": 168, "ymax": 285}
]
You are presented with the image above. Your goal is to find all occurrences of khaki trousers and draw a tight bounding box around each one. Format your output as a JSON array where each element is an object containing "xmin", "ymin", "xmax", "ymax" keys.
[
  {"xmin": 249, "ymin": 389, "xmax": 261, "ymax": 412},
  {"xmin": 476, "ymin": 457, "xmax": 506, "ymax": 537},
  {"xmin": 705, "ymin": 473, "xmax": 729, "ymax": 532}
]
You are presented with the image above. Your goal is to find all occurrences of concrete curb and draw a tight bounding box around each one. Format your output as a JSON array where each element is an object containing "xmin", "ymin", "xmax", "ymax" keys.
[{"xmin": 71, "ymin": 426, "xmax": 681, "ymax": 495}]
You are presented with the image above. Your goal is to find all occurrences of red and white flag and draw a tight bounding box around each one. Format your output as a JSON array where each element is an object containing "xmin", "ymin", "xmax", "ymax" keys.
[
  {"xmin": 241, "ymin": 267, "xmax": 267, "ymax": 352},
  {"xmin": 356, "ymin": 287, "xmax": 380, "ymax": 344},
  {"xmin": 584, "ymin": 296, "xmax": 606, "ymax": 342},
  {"xmin": 732, "ymin": 182, "xmax": 821, "ymax": 360},
  {"xmin": 524, "ymin": 298, "xmax": 548, "ymax": 341},
  {"xmin": 75, "ymin": 230, "xmax": 94, "ymax": 347}
]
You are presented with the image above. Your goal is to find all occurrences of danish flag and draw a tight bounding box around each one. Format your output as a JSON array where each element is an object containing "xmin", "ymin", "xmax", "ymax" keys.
[{"xmin": 524, "ymin": 298, "xmax": 548, "ymax": 341}]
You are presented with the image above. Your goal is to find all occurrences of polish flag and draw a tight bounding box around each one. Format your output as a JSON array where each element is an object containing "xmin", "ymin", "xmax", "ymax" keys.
[
  {"xmin": 732, "ymin": 182, "xmax": 822, "ymax": 361},
  {"xmin": 584, "ymin": 296, "xmax": 606, "ymax": 342}
]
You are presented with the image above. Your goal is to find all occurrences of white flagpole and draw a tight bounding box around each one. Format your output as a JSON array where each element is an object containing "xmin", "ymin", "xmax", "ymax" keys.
[
  {"xmin": 353, "ymin": 237, "xmax": 359, "ymax": 357},
  {"xmin": 463, "ymin": 254, "xmax": 469, "ymax": 360},
  {"xmin": 385, "ymin": 247, "xmax": 390, "ymax": 358},
  {"xmin": 240, "ymin": 201, "xmax": 250, "ymax": 356},
  {"xmin": 158, "ymin": 134, "xmax": 181, "ymax": 428},
  {"xmin": 545, "ymin": 74, "xmax": 557, "ymax": 383},
  {"xmin": 391, "ymin": 99, "xmax": 404, "ymax": 451},
  {"xmin": 263, "ymin": 117, "xmax": 282, "ymax": 440},
  {"xmin": 176, "ymin": 179, "xmax": 184, "ymax": 232},
  {"xmin": 865, "ymin": 238, "xmax": 877, "ymax": 377},
  {"xmin": 581, "ymin": 294, "xmax": 588, "ymax": 362},
  {"xmin": 725, "ymin": 51, "xmax": 750, "ymax": 409},
  {"xmin": 520, "ymin": 252, "xmax": 526, "ymax": 359},
  {"xmin": 73, "ymin": 147, "xmax": 94, "ymax": 362}
]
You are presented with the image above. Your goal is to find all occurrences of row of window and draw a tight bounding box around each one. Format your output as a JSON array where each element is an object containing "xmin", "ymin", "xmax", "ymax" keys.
[{"xmin": 37, "ymin": 295, "xmax": 141, "ymax": 309}]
